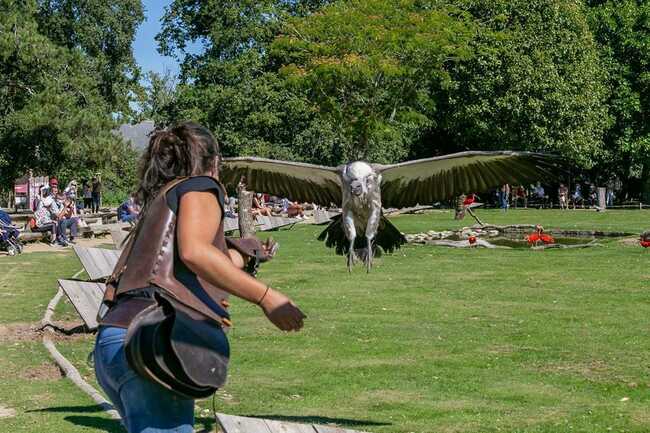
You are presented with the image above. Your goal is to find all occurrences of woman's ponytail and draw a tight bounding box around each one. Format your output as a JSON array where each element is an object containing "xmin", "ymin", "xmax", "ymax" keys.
[{"xmin": 135, "ymin": 122, "xmax": 220, "ymax": 206}]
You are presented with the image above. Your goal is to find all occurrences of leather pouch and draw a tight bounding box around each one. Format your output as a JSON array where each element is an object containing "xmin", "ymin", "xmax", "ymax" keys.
[{"xmin": 124, "ymin": 289, "xmax": 229, "ymax": 399}]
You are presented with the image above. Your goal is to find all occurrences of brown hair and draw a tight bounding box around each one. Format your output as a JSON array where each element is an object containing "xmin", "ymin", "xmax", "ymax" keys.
[{"xmin": 136, "ymin": 121, "xmax": 220, "ymax": 206}]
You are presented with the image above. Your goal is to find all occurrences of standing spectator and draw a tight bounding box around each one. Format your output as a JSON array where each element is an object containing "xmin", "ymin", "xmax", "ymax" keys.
[
  {"xmin": 82, "ymin": 181, "xmax": 93, "ymax": 211},
  {"xmin": 572, "ymin": 183, "xmax": 584, "ymax": 209},
  {"xmin": 558, "ymin": 183, "xmax": 569, "ymax": 210},
  {"xmin": 91, "ymin": 175, "xmax": 102, "ymax": 213},
  {"xmin": 606, "ymin": 188, "xmax": 615, "ymax": 207},
  {"xmin": 498, "ymin": 184, "xmax": 510, "ymax": 211}
]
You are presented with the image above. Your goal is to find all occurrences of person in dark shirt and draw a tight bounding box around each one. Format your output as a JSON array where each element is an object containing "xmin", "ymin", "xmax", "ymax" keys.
[
  {"xmin": 91, "ymin": 175, "xmax": 102, "ymax": 213},
  {"xmin": 93, "ymin": 122, "xmax": 305, "ymax": 433}
]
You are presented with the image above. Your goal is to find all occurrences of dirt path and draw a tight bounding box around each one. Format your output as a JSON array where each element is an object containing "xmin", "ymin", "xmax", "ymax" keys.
[
  {"xmin": 0, "ymin": 321, "xmax": 93, "ymax": 343},
  {"xmin": 18, "ymin": 236, "xmax": 114, "ymax": 254}
]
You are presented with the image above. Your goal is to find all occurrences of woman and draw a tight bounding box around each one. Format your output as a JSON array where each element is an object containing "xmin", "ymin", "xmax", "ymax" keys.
[
  {"xmin": 82, "ymin": 181, "xmax": 92, "ymax": 211},
  {"xmin": 252, "ymin": 193, "xmax": 272, "ymax": 216},
  {"xmin": 93, "ymin": 122, "xmax": 305, "ymax": 433},
  {"xmin": 34, "ymin": 186, "xmax": 61, "ymax": 246}
]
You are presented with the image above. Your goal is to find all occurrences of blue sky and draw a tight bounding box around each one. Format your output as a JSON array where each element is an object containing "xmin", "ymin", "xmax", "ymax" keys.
[{"xmin": 133, "ymin": 0, "xmax": 185, "ymax": 77}]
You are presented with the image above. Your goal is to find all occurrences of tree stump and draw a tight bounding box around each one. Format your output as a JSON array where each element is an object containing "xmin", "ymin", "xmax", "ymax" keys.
[{"xmin": 237, "ymin": 186, "xmax": 256, "ymax": 238}]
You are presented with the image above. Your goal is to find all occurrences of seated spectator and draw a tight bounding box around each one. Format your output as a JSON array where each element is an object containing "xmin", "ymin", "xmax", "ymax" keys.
[
  {"xmin": 588, "ymin": 183, "xmax": 597, "ymax": 207},
  {"xmin": 46, "ymin": 184, "xmax": 79, "ymax": 245},
  {"xmin": 32, "ymin": 187, "xmax": 59, "ymax": 246},
  {"xmin": 513, "ymin": 185, "xmax": 527, "ymax": 208},
  {"xmin": 281, "ymin": 198, "xmax": 305, "ymax": 219},
  {"xmin": 252, "ymin": 193, "xmax": 272, "ymax": 217},
  {"xmin": 64, "ymin": 180, "xmax": 78, "ymax": 200},
  {"xmin": 117, "ymin": 196, "xmax": 140, "ymax": 224},
  {"xmin": 64, "ymin": 180, "xmax": 82, "ymax": 211},
  {"xmin": 224, "ymin": 195, "xmax": 237, "ymax": 218},
  {"xmin": 57, "ymin": 194, "xmax": 80, "ymax": 244},
  {"xmin": 531, "ymin": 181, "xmax": 549, "ymax": 208}
]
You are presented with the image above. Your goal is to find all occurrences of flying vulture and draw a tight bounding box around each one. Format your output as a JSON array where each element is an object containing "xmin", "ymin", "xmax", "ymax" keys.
[{"xmin": 220, "ymin": 151, "xmax": 559, "ymax": 271}]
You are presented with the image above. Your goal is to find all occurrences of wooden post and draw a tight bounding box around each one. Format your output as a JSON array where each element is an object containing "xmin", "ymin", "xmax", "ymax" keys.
[
  {"xmin": 597, "ymin": 187, "xmax": 606, "ymax": 211},
  {"xmin": 238, "ymin": 185, "xmax": 256, "ymax": 238}
]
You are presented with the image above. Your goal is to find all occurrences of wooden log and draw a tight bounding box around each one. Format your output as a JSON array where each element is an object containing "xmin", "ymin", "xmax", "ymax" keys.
[
  {"xmin": 473, "ymin": 224, "xmax": 633, "ymax": 237},
  {"xmin": 40, "ymin": 269, "xmax": 121, "ymax": 421},
  {"xmin": 530, "ymin": 242, "xmax": 603, "ymax": 250},
  {"xmin": 384, "ymin": 205, "xmax": 434, "ymax": 216},
  {"xmin": 18, "ymin": 231, "xmax": 45, "ymax": 242},
  {"xmin": 238, "ymin": 187, "xmax": 256, "ymax": 238},
  {"xmin": 423, "ymin": 239, "xmax": 508, "ymax": 249}
]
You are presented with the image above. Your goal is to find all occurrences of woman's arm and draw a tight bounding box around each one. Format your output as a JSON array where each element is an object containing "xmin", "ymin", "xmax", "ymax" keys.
[{"xmin": 177, "ymin": 191, "xmax": 305, "ymax": 331}]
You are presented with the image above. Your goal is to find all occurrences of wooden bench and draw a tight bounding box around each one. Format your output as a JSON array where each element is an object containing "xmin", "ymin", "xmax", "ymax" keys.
[
  {"xmin": 72, "ymin": 246, "xmax": 120, "ymax": 281},
  {"xmin": 223, "ymin": 217, "xmax": 239, "ymax": 233},
  {"xmin": 57, "ymin": 279, "xmax": 106, "ymax": 330},
  {"xmin": 256, "ymin": 215, "xmax": 299, "ymax": 231},
  {"xmin": 217, "ymin": 413, "xmax": 369, "ymax": 433},
  {"xmin": 312, "ymin": 208, "xmax": 340, "ymax": 225},
  {"xmin": 110, "ymin": 228, "xmax": 129, "ymax": 247}
]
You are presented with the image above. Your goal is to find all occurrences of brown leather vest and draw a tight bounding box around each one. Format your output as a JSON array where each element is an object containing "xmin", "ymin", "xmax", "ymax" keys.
[{"xmin": 100, "ymin": 176, "xmax": 230, "ymax": 326}]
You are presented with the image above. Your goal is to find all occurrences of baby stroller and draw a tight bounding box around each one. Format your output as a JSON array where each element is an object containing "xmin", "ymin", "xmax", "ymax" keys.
[{"xmin": 0, "ymin": 210, "xmax": 23, "ymax": 256}]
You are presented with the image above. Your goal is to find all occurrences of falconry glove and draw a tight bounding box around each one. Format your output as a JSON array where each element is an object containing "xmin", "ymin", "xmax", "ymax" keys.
[{"xmin": 225, "ymin": 237, "xmax": 279, "ymax": 276}]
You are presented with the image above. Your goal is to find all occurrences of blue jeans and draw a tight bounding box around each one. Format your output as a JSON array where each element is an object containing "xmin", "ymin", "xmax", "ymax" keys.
[
  {"xmin": 119, "ymin": 214, "xmax": 138, "ymax": 223},
  {"xmin": 94, "ymin": 326, "xmax": 194, "ymax": 433},
  {"xmin": 92, "ymin": 193, "xmax": 101, "ymax": 213},
  {"xmin": 57, "ymin": 217, "xmax": 79, "ymax": 242}
]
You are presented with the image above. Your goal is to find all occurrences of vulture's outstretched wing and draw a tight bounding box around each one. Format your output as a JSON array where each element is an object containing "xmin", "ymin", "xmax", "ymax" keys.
[
  {"xmin": 377, "ymin": 151, "xmax": 560, "ymax": 208},
  {"xmin": 220, "ymin": 157, "xmax": 342, "ymax": 206}
]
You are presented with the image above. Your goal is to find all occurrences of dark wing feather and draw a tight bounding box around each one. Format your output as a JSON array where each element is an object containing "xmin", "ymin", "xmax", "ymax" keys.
[
  {"xmin": 318, "ymin": 214, "xmax": 406, "ymax": 255},
  {"xmin": 220, "ymin": 157, "xmax": 342, "ymax": 206},
  {"xmin": 377, "ymin": 151, "xmax": 561, "ymax": 208}
]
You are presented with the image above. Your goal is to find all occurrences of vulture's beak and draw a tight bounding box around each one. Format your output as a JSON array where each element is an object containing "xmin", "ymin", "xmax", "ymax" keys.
[{"xmin": 350, "ymin": 182, "xmax": 363, "ymax": 196}]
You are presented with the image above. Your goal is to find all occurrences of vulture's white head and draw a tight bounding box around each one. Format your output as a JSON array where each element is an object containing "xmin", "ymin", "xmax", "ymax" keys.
[{"xmin": 342, "ymin": 161, "xmax": 380, "ymax": 198}]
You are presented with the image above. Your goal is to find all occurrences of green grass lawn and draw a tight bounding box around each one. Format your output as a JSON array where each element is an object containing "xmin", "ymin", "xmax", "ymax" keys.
[{"xmin": 1, "ymin": 209, "xmax": 649, "ymax": 433}]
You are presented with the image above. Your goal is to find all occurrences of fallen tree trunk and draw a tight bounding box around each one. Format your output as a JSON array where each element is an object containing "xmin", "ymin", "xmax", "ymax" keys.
[
  {"xmin": 423, "ymin": 239, "xmax": 509, "ymax": 249},
  {"xmin": 472, "ymin": 224, "xmax": 633, "ymax": 238},
  {"xmin": 384, "ymin": 205, "xmax": 434, "ymax": 216},
  {"xmin": 530, "ymin": 241, "xmax": 603, "ymax": 250}
]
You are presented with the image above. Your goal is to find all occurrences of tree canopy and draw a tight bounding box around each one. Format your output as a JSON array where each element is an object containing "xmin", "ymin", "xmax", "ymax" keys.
[
  {"xmin": 0, "ymin": 0, "xmax": 142, "ymax": 200},
  {"xmin": 2, "ymin": 0, "xmax": 649, "ymax": 202}
]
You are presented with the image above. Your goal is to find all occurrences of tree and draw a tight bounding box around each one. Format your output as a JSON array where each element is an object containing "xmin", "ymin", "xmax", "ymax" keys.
[
  {"xmin": 135, "ymin": 70, "xmax": 178, "ymax": 127},
  {"xmin": 586, "ymin": 1, "xmax": 650, "ymax": 198},
  {"xmin": 270, "ymin": 0, "xmax": 477, "ymax": 163},
  {"xmin": 158, "ymin": 0, "xmax": 339, "ymax": 162},
  {"xmin": 0, "ymin": 0, "xmax": 139, "ymax": 201},
  {"xmin": 424, "ymin": 0, "xmax": 610, "ymax": 168},
  {"xmin": 36, "ymin": 0, "xmax": 145, "ymax": 115}
]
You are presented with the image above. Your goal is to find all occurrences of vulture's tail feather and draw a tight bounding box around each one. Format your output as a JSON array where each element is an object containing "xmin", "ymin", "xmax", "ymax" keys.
[{"xmin": 318, "ymin": 214, "xmax": 406, "ymax": 256}]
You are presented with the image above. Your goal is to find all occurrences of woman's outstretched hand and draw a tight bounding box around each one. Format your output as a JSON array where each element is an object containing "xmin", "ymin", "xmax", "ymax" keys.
[
  {"xmin": 259, "ymin": 237, "xmax": 279, "ymax": 262},
  {"xmin": 260, "ymin": 288, "xmax": 306, "ymax": 331}
]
